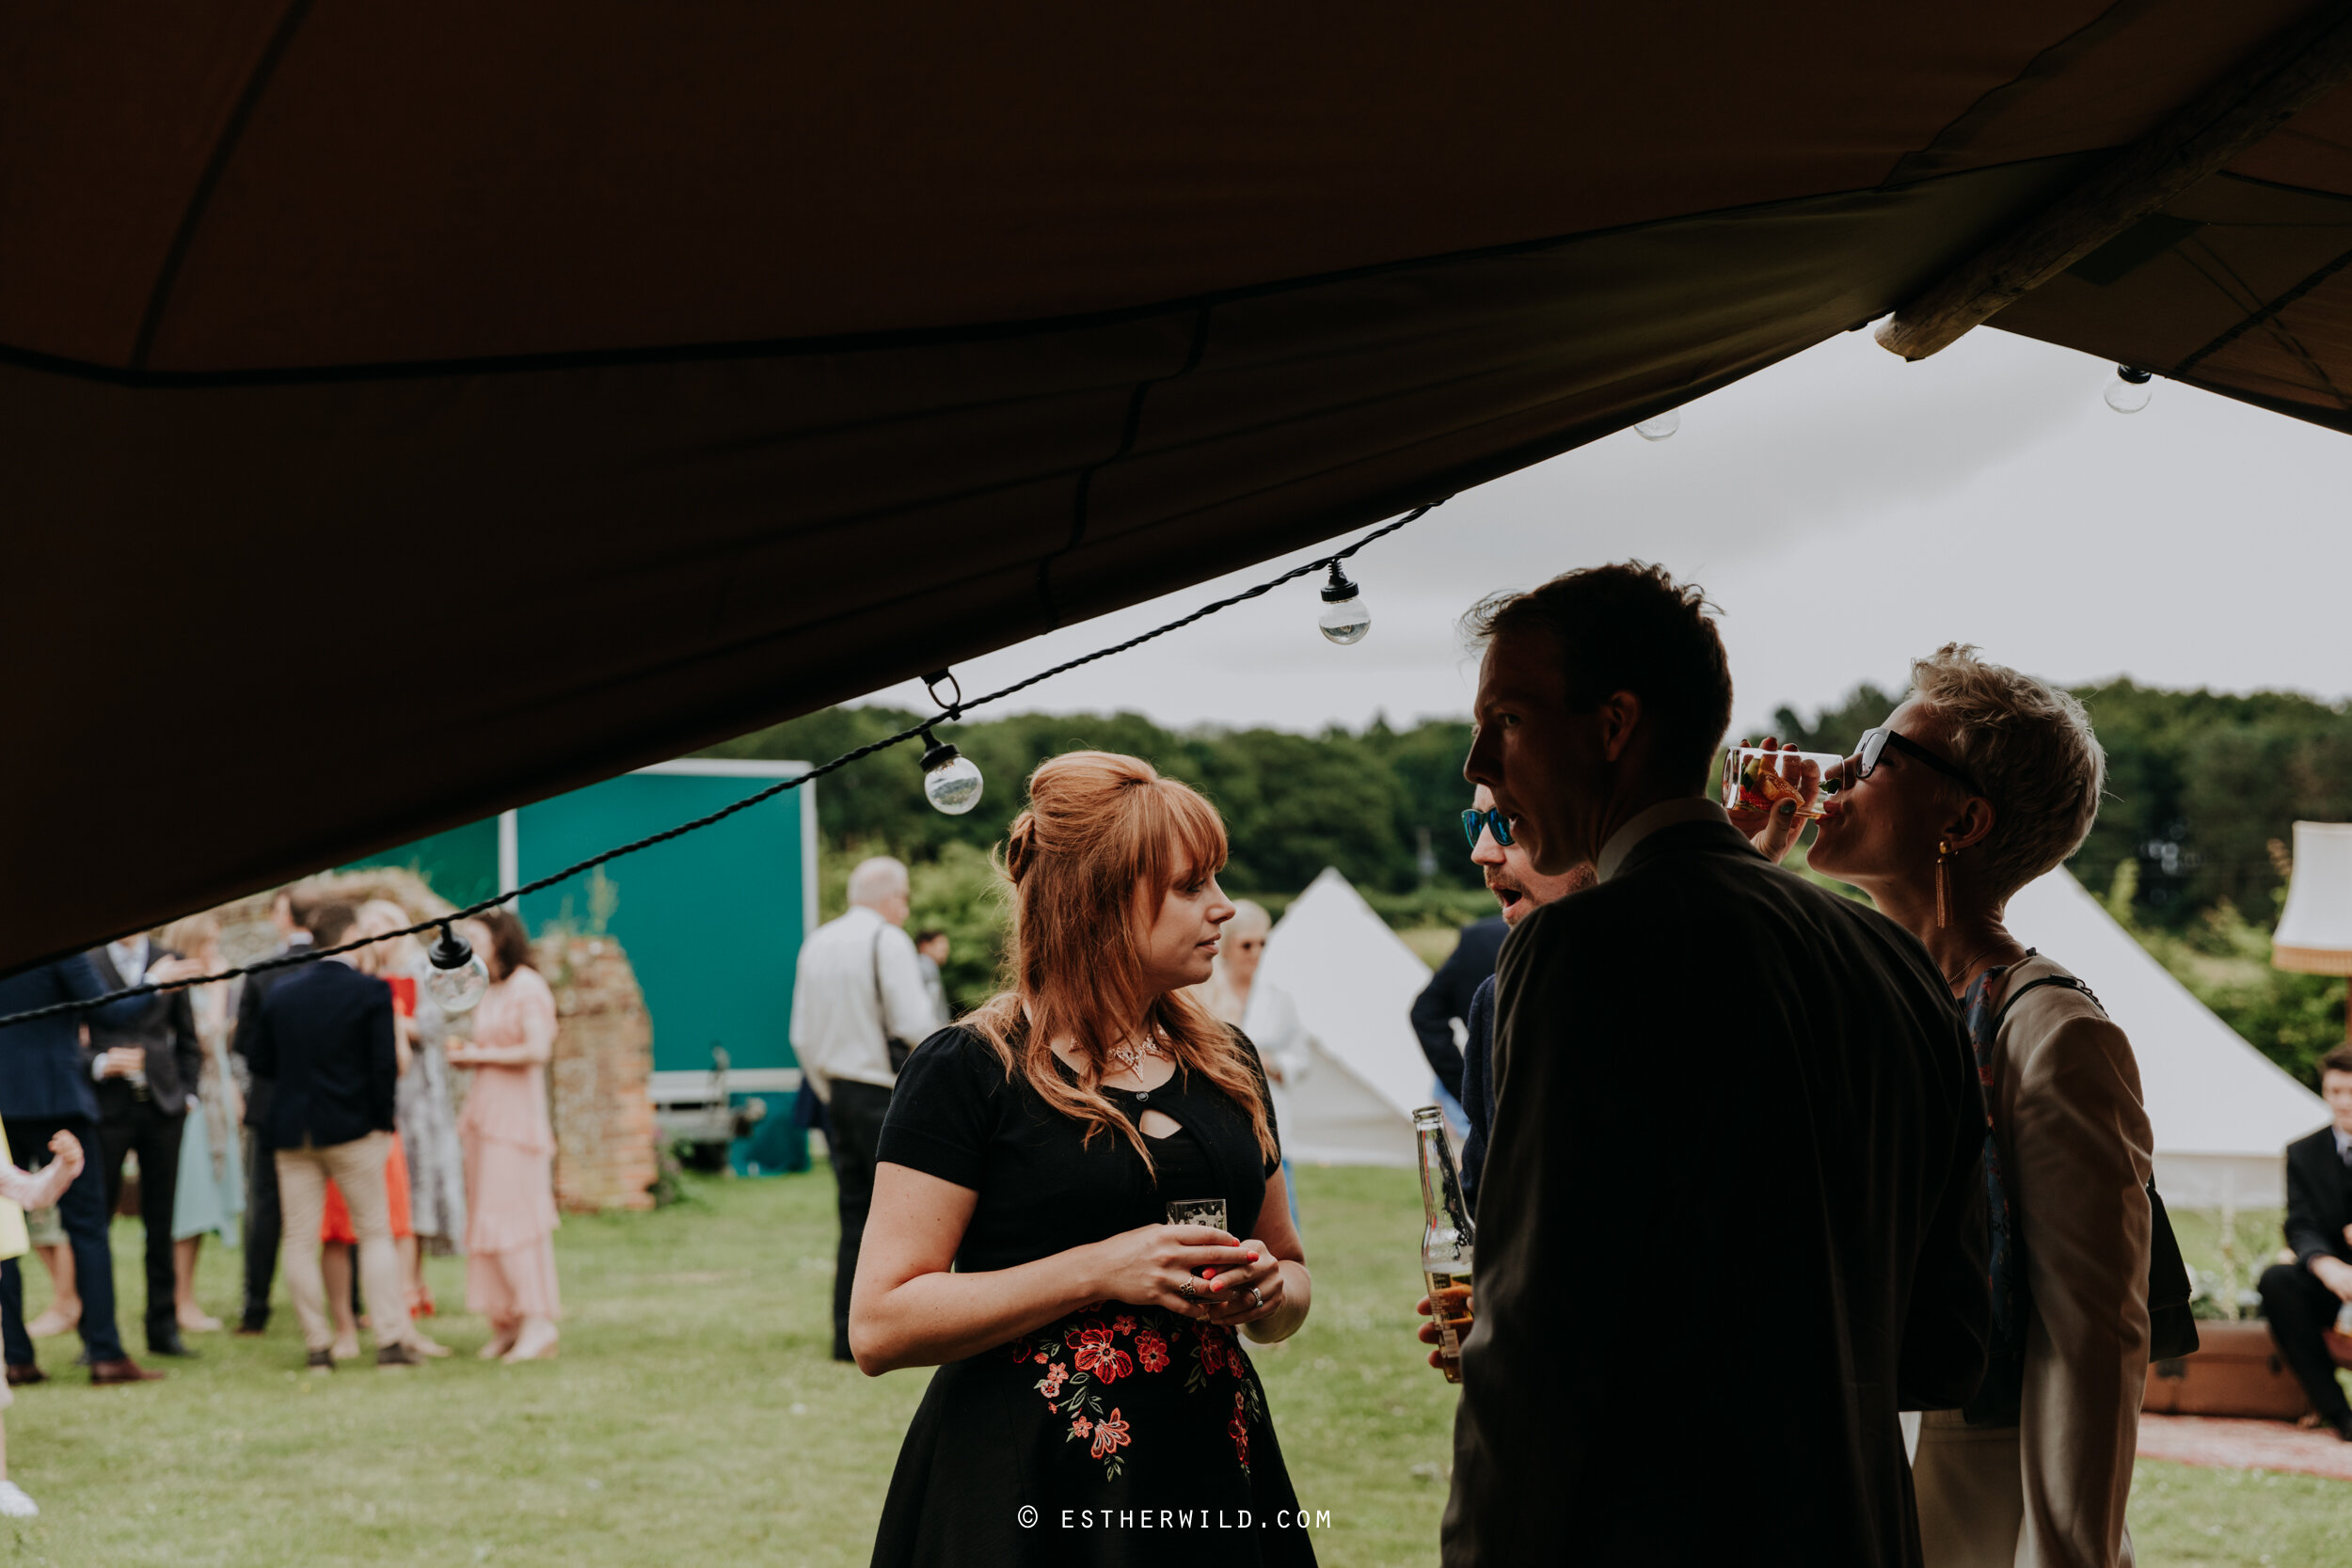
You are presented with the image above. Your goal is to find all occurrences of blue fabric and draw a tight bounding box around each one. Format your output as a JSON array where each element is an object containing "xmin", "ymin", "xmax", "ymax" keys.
[
  {"xmin": 1460, "ymin": 974, "xmax": 1497, "ymax": 1215},
  {"xmin": 243, "ymin": 962, "xmax": 398, "ymax": 1150},
  {"xmin": 0, "ymin": 1112, "xmax": 126, "ymax": 1366},
  {"xmin": 0, "ymin": 956, "xmax": 143, "ymax": 1121},
  {"xmin": 1408, "ymin": 916, "xmax": 1506, "ymax": 1100}
]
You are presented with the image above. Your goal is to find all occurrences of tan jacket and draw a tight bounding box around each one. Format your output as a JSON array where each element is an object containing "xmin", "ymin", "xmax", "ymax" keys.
[{"xmin": 1915, "ymin": 953, "xmax": 2154, "ymax": 1568}]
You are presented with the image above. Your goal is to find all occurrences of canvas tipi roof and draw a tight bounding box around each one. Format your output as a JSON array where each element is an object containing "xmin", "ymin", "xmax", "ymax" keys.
[
  {"xmin": 1248, "ymin": 868, "xmax": 1437, "ymax": 1167},
  {"xmin": 2006, "ymin": 868, "xmax": 2328, "ymax": 1210}
]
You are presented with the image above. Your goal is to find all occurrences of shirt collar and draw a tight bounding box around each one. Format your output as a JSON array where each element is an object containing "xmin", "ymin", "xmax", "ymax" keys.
[
  {"xmin": 1596, "ymin": 797, "xmax": 1732, "ymax": 883},
  {"xmin": 107, "ymin": 935, "xmax": 151, "ymax": 982},
  {"xmin": 2335, "ymin": 1126, "xmax": 2352, "ymax": 1159}
]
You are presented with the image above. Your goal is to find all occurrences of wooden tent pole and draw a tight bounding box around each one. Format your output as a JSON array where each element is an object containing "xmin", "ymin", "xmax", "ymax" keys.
[{"xmin": 1875, "ymin": 5, "xmax": 2352, "ymax": 362}]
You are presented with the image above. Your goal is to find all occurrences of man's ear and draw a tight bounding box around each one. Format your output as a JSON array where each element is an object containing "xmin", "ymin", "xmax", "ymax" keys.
[{"xmin": 1597, "ymin": 689, "xmax": 1644, "ymax": 764}]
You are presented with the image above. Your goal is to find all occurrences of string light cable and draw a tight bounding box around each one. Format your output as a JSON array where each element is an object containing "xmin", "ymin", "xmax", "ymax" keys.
[{"xmin": 0, "ymin": 499, "xmax": 1446, "ymax": 1029}]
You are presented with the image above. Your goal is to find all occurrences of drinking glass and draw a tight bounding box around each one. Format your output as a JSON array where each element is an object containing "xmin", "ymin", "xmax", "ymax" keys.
[{"xmin": 1722, "ymin": 745, "xmax": 1845, "ymax": 821}]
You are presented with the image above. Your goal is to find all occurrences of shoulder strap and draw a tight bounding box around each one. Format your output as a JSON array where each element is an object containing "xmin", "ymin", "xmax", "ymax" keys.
[{"xmin": 1994, "ymin": 972, "xmax": 2103, "ymax": 1033}]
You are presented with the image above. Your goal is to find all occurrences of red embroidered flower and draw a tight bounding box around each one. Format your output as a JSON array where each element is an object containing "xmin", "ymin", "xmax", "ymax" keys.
[
  {"xmin": 1228, "ymin": 1389, "xmax": 1250, "ymax": 1468},
  {"xmin": 1091, "ymin": 1408, "xmax": 1132, "ymax": 1461},
  {"xmin": 1072, "ymin": 1326, "xmax": 1134, "ymax": 1385},
  {"xmin": 1112, "ymin": 1313, "xmax": 1136, "ymax": 1336},
  {"xmin": 1135, "ymin": 1330, "xmax": 1170, "ymax": 1373},
  {"xmin": 1198, "ymin": 1334, "xmax": 1226, "ymax": 1377},
  {"xmin": 1072, "ymin": 1415, "xmax": 1092, "ymax": 1439},
  {"xmin": 1033, "ymin": 1352, "xmax": 1048, "ymax": 1364},
  {"xmin": 1038, "ymin": 1362, "xmax": 1069, "ymax": 1400}
]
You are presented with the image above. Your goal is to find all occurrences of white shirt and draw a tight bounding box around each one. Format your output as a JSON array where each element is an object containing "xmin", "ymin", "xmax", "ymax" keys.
[
  {"xmin": 789, "ymin": 905, "xmax": 942, "ymax": 1100},
  {"xmin": 2334, "ymin": 1126, "xmax": 2352, "ymax": 1164},
  {"xmin": 1596, "ymin": 797, "xmax": 1732, "ymax": 882},
  {"xmin": 105, "ymin": 935, "xmax": 151, "ymax": 987}
]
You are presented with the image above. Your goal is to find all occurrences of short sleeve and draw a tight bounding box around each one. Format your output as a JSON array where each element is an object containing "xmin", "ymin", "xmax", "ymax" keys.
[
  {"xmin": 876, "ymin": 1027, "xmax": 1001, "ymax": 1191},
  {"xmin": 1225, "ymin": 1026, "xmax": 1282, "ymax": 1177}
]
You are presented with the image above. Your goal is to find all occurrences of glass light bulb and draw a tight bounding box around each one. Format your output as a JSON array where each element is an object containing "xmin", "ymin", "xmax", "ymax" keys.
[
  {"xmin": 1634, "ymin": 409, "xmax": 1681, "ymax": 441},
  {"xmin": 426, "ymin": 951, "xmax": 490, "ymax": 1014},
  {"xmin": 924, "ymin": 753, "xmax": 984, "ymax": 815},
  {"xmin": 2104, "ymin": 370, "xmax": 2153, "ymax": 414},
  {"xmin": 1318, "ymin": 596, "xmax": 1372, "ymax": 645}
]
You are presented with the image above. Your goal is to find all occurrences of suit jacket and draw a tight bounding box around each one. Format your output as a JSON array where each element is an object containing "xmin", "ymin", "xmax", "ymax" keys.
[
  {"xmin": 1445, "ymin": 818, "xmax": 1989, "ymax": 1568},
  {"xmin": 84, "ymin": 944, "xmax": 203, "ymax": 1118},
  {"xmin": 2284, "ymin": 1125, "xmax": 2352, "ymax": 1272},
  {"xmin": 243, "ymin": 958, "xmax": 396, "ymax": 1151},
  {"xmin": 1459, "ymin": 973, "xmax": 1497, "ymax": 1214},
  {"xmin": 0, "ymin": 954, "xmax": 145, "ymax": 1121},
  {"xmin": 232, "ymin": 935, "xmax": 311, "ymax": 1131},
  {"xmin": 1410, "ymin": 915, "xmax": 1507, "ymax": 1100}
]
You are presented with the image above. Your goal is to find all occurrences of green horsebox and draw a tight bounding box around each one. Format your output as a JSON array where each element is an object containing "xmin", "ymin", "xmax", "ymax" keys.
[{"xmin": 344, "ymin": 759, "xmax": 818, "ymax": 1177}]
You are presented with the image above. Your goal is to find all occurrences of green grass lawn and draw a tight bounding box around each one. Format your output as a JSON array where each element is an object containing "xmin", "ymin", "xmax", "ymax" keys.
[{"xmin": 0, "ymin": 1167, "xmax": 2339, "ymax": 1564}]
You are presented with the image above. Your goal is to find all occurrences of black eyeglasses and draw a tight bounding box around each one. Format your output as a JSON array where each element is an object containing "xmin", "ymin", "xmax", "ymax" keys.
[
  {"xmin": 1461, "ymin": 807, "xmax": 1514, "ymax": 848},
  {"xmin": 1851, "ymin": 726, "xmax": 1985, "ymax": 797}
]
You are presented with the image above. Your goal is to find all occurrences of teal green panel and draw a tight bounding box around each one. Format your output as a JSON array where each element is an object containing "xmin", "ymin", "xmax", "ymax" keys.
[
  {"xmin": 516, "ymin": 772, "xmax": 809, "ymax": 1076},
  {"xmin": 342, "ymin": 819, "xmax": 501, "ymax": 909}
]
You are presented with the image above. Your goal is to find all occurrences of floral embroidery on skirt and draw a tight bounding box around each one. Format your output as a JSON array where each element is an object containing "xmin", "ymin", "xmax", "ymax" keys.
[{"xmin": 1012, "ymin": 1303, "xmax": 1269, "ymax": 1481}]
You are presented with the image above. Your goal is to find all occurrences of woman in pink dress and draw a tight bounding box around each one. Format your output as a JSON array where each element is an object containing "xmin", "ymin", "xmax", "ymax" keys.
[{"xmin": 445, "ymin": 910, "xmax": 561, "ymax": 1364}]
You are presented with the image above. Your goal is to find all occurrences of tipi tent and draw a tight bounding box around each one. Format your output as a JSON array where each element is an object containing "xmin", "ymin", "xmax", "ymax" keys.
[
  {"xmin": 2006, "ymin": 868, "xmax": 2328, "ymax": 1210},
  {"xmin": 1245, "ymin": 868, "xmax": 1437, "ymax": 1168}
]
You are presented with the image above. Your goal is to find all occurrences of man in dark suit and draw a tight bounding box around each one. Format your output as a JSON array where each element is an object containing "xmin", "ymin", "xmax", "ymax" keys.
[
  {"xmin": 2257, "ymin": 1041, "xmax": 2352, "ymax": 1441},
  {"xmin": 0, "ymin": 956, "xmax": 164, "ymax": 1384},
  {"xmin": 231, "ymin": 885, "xmax": 313, "ymax": 1334},
  {"xmin": 85, "ymin": 932, "xmax": 204, "ymax": 1359},
  {"xmin": 243, "ymin": 901, "xmax": 422, "ymax": 1370},
  {"xmin": 1444, "ymin": 563, "xmax": 1988, "ymax": 1567},
  {"xmin": 1409, "ymin": 912, "xmax": 1505, "ymax": 1105}
]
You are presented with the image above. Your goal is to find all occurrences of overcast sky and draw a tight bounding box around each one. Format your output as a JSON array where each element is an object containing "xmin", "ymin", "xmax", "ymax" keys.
[{"xmin": 856, "ymin": 325, "xmax": 2352, "ymax": 742}]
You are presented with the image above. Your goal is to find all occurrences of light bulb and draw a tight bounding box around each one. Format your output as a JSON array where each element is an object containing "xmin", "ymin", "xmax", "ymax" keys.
[
  {"xmin": 919, "ymin": 733, "xmax": 984, "ymax": 815},
  {"xmin": 425, "ymin": 923, "xmax": 491, "ymax": 1014},
  {"xmin": 1318, "ymin": 564, "xmax": 1371, "ymax": 645},
  {"xmin": 2105, "ymin": 365, "xmax": 2153, "ymax": 414},
  {"xmin": 1634, "ymin": 409, "xmax": 1681, "ymax": 441}
]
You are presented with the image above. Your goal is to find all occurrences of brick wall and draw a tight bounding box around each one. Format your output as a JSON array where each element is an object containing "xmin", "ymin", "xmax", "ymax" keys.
[{"xmin": 541, "ymin": 934, "xmax": 660, "ymax": 1212}]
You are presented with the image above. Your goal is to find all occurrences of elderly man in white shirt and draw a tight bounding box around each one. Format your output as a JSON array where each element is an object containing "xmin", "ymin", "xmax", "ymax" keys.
[{"xmin": 791, "ymin": 856, "xmax": 942, "ymax": 1362}]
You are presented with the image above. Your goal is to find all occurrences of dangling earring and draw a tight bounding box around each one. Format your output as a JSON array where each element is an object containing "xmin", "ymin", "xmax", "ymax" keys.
[{"xmin": 1935, "ymin": 839, "xmax": 1952, "ymax": 929}]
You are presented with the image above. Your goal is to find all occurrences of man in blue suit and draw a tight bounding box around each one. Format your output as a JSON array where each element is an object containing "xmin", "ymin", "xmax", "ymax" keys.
[{"xmin": 0, "ymin": 956, "xmax": 163, "ymax": 1384}]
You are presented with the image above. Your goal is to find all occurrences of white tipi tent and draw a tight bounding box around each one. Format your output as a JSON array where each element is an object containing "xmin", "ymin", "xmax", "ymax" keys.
[
  {"xmin": 1244, "ymin": 867, "xmax": 1435, "ymax": 1167},
  {"xmin": 2006, "ymin": 868, "xmax": 2328, "ymax": 1209}
]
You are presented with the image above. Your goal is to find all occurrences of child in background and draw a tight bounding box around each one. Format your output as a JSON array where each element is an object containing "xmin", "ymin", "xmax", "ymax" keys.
[{"xmin": 0, "ymin": 1128, "xmax": 89, "ymax": 1518}]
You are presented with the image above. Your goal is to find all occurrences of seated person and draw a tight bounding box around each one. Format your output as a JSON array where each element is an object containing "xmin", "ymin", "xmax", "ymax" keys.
[{"xmin": 2259, "ymin": 1041, "xmax": 2352, "ymax": 1442}]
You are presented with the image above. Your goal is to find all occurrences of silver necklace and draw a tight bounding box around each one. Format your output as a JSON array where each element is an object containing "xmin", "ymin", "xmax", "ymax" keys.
[{"xmin": 1105, "ymin": 1035, "xmax": 1167, "ymax": 1073}]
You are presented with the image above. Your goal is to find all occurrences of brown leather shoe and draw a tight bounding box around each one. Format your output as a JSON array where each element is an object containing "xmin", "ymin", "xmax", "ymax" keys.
[
  {"xmin": 87, "ymin": 1357, "xmax": 165, "ymax": 1386},
  {"xmin": 4, "ymin": 1364, "xmax": 45, "ymax": 1386}
]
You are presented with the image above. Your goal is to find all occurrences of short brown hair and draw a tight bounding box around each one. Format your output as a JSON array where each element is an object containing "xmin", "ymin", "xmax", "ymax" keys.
[
  {"xmin": 475, "ymin": 907, "xmax": 536, "ymax": 981},
  {"xmin": 2320, "ymin": 1042, "xmax": 2352, "ymax": 1080},
  {"xmin": 1467, "ymin": 562, "xmax": 1733, "ymax": 789},
  {"xmin": 309, "ymin": 902, "xmax": 360, "ymax": 947}
]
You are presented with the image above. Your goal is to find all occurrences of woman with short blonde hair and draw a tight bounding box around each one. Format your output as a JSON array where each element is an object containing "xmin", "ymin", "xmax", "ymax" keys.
[
  {"xmin": 854, "ymin": 752, "xmax": 1317, "ymax": 1567},
  {"xmin": 1746, "ymin": 644, "xmax": 2153, "ymax": 1568}
]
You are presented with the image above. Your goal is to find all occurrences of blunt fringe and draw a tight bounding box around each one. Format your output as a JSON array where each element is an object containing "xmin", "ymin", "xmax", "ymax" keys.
[
  {"xmin": 1465, "ymin": 561, "xmax": 1734, "ymax": 789},
  {"xmin": 1907, "ymin": 643, "xmax": 2106, "ymax": 905},
  {"xmin": 961, "ymin": 752, "xmax": 1277, "ymax": 1174}
]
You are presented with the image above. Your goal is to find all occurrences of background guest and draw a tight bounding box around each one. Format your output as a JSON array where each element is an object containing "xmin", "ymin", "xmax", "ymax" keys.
[
  {"xmin": 445, "ymin": 911, "xmax": 563, "ymax": 1364},
  {"xmin": 1407, "ymin": 898, "xmax": 1504, "ymax": 1123},
  {"xmin": 1200, "ymin": 899, "xmax": 1309, "ymax": 1222},
  {"xmin": 18, "ymin": 1207, "xmax": 72, "ymax": 1344},
  {"xmin": 360, "ymin": 899, "xmax": 465, "ymax": 1328},
  {"xmin": 788, "ymin": 857, "xmax": 939, "ymax": 1362},
  {"xmin": 0, "ymin": 1125, "xmax": 91, "ymax": 1516},
  {"xmin": 85, "ymin": 928, "xmax": 204, "ymax": 1358},
  {"xmin": 2259, "ymin": 1041, "xmax": 2352, "ymax": 1442},
  {"xmin": 151, "ymin": 914, "xmax": 246, "ymax": 1336},
  {"xmin": 245, "ymin": 901, "xmax": 423, "ymax": 1371},
  {"xmin": 912, "ymin": 928, "xmax": 951, "ymax": 1023},
  {"xmin": 0, "ymin": 957, "xmax": 159, "ymax": 1384},
  {"xmin": 233, "ymin": 885, "xmax": 316, "ymax": 1335}
]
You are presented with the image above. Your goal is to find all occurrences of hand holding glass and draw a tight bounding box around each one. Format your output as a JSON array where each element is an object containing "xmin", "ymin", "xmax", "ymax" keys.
[{"xmin": 1723, "ymin": 744, "xmax": 1844, "ymax": 824}]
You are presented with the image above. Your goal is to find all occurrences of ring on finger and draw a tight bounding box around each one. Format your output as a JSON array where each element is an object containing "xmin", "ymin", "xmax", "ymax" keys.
[
  {"xmin": 1249, "ymin": 1286, "xmax": 1263, "ymax": 1308},
  {"xmin": 1179, "ymin": 1277, "xmax": 1197, "ymax": 1299}
]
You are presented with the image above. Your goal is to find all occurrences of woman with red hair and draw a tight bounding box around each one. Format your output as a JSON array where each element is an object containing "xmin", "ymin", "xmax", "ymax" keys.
[{"xmin": 855, "ymin": 752, "xmax": 1316, "ymax": 1566}]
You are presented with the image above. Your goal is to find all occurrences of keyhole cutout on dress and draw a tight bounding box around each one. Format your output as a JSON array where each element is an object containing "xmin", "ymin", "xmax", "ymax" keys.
[{"xmin": 1137, "ymin": 1108, "xmax": 1183, "ymax": 1140}]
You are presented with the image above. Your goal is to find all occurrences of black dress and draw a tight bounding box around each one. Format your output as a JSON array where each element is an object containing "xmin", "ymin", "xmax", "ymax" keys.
[{"xmin": 870, "ymin": 1025, "xmax": 1317, "ymax": 1568}]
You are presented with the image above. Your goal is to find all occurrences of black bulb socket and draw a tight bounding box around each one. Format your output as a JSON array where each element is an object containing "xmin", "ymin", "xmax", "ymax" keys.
[
  {"xmin": 428, "ymin": 922, "xmax": 475, "ymax": 972},
  {"xmin": 918, "ymin": 727, "xmax": 962, "ymax": 772},
  {"xmin": 2116, "ymin": 366, "xmax": 2153, "ymax": 386},
  {"xmin": 1320, "ymin": 564, "xmax": 1360, "ymax": 604}
]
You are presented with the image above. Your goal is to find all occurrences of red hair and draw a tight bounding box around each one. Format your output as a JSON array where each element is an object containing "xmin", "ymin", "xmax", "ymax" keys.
[{"xmin": 963, "ymin": 752, "xmax": 1275, "ymax": 1172}]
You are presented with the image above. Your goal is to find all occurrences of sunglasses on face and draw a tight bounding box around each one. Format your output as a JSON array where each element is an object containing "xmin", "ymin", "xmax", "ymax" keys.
[
  {"xmin": 1461, "ymin": 807, "xmax": 1515, "ymax": 848},
  {"xmin": 1851, "ymin": 726, "xmax": 1985, "ymax": 798}
]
